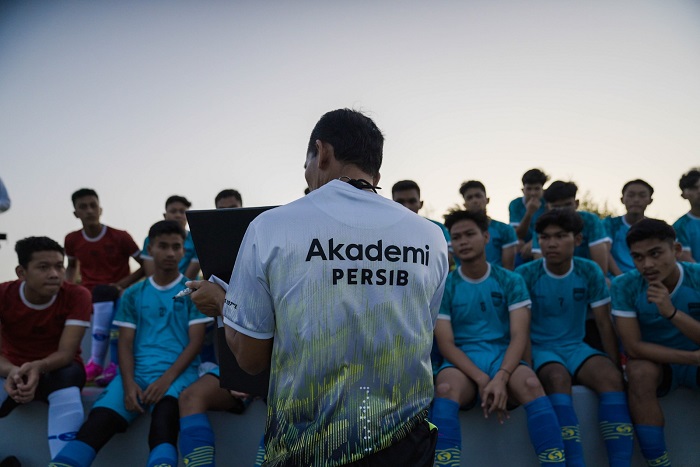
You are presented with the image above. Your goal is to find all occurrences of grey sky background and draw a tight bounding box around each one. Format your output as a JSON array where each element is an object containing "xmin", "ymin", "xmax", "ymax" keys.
[{"xmin": 1, "ymin": 1, "xmax": 699, "ymax": 279}]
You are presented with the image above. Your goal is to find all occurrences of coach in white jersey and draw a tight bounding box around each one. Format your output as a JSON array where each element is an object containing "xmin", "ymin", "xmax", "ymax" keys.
[{"xmin": 191, "ymin": 109, "xmax": 448, "ymax": 466}]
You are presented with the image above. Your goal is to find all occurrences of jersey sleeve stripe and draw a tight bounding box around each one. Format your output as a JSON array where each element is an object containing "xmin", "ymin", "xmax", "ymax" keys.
[
  {"xmin": 65, "ymin": 319, "xmax": 91, "ymax": 327},
  {"xmin": 113, "ymin": 320, "xmax": 136, "ymax": 329},
  {"xmin": 508, "ymin": 299, "xmax": 532, "ymax": 311},
  {"xmin": 611, "ymin": 309, "xmax": 636, "ymax": 318},
  {"xmin": 590, "ymin": 297, "xmax": 611, "ymax": 308},
  {"xmin": 503, "ymin": 240, "xmax": 519, "ymax": 248},
  {"xmin": 189, "ymin": 317, "xmax": 214, "ymax": 325},
  {"xmin": 437, "ymin": 314, "xmax": 451, "ymax": 321},
  {"xmin": 589, "ymin": 237, "xmax": 612, "ymax": 246},
  {"xmin": 224, "ymin": 316, "xmax": 275, "ymax": 340}
]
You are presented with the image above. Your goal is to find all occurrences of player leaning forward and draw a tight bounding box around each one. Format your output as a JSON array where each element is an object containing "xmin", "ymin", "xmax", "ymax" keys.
[{"xmin": 190, "ymin": 109, "xmax": 449, "ymax": 466}]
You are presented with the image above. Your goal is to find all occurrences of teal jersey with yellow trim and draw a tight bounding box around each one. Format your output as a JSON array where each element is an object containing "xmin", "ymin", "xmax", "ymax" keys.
[
  {"xmin": 611, "ymin": 262, "xmax": 700, "ymax": 351},
  {"xmin": 439, "ymin": 263, "xmax": 531, "ymax": 350},
  {"xmin": 516, "ymin": 258, "xmax": 610, "ymax": 346},
  {"xmin": 604, "ymin": 215, "xmax": 635, "ymax": 273},
  {"xmin": 673, "ymin": 213, "xmax": 700, "ymax": 262},
  {"xmin": 486, "ymin": 219, "xmax": 518, "ymax": 267},
  {"xmin": 532, "ymin": 210, "xmax": 610, "ymax": 259}
]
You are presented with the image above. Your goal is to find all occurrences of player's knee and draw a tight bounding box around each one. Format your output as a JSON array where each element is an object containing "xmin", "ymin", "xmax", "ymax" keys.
[
  {"xmin": 178, "ymin": 386, "xmax": 202, "ymax": 414},
  {"xmin": 540, "ymin": 366, "xmax": 571, "ymax": 392},
  {"xmin": 435, "ymin": 382, "xmax": 452, "ymax": 398}
]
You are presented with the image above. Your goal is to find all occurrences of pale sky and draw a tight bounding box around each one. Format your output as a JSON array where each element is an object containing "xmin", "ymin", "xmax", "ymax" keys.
[{"xmin": 1, "ymin": 0, "xmax": 699, "ymax": 280}]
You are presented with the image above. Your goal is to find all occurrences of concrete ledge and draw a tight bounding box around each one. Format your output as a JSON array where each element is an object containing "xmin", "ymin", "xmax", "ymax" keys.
[{"xmin": 1, "ymin": 386, "xmax": 698, "ymax": 466}]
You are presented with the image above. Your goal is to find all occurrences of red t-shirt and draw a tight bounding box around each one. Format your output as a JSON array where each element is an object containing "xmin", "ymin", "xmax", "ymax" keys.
[
  {"xmin": 64, "ymin": 225, "xmax": 140, "ymax": 292},
  {"xmin": 0, "ymin": 280, "xmax": 92, "ymax": 366}
]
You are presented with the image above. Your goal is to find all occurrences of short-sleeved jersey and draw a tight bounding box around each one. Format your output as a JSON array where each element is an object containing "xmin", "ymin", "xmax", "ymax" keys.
[
  {"xmin": 113, "ymin": 275, "xmax": 213, "ymax": 383},
  {"xmin": 516, "ymin": 258, "xmax": 610, "ymax": 346},
  {"xmin": 673, "ymin": 213, "xmax": 700, "ymax": 262},
  {"xmin": 438, "ymin": 263, "xmax": 531, "ymax": 350},
  {"xmin": 0, "ymin": 280, "xmax": 91, "ymax": 366},
  {"xmin": 611, "ymin": 263, "xmax": 700, "ymax": 351},
  {"xmin": 486, "ymin": 219, "xmax": 518, "ymax": 267},
  {"xmin": 141, "ymin": 230, "xmax": 199, "ymax": 277},
  {"xmin": 509, "ymin": 196, "xmax": 547, "ymax": 243},
  {"xmin": 223, "ymin": 180, "xmax": 449, "ymax": 467},
  {"xmin": 532, "ymin": 210, "xmax": 611, "ymax": 259},
  {"xmin": 64, "ymin": 225, "xmax": 140, "ymax": 292},
  {"xmin": 604, "ymin": 215, "xmax": 635, "ymax": 273}
]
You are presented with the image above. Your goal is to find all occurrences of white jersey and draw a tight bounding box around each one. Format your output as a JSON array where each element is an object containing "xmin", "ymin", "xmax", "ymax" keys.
[{"xmin": 224, "ymin": 179, "xmax": 448, "ymax": 466}]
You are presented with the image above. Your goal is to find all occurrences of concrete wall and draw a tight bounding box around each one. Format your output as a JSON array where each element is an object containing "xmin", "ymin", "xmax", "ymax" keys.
[{"xmin": 1, "ymin": 385, "xmax": 699, "ymax": 466}]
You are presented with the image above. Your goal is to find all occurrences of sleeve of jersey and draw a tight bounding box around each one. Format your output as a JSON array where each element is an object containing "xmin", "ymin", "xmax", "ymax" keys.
[
  {"xmin": 222, "ymin": 223, "xmax": 275, "ymax": 340},
  {"xmin": 65, "ymin": 286, "xmax": 93, "ymax": 327},
  {"xmin": 587, "ymin": 262, "xmax": 611, "ymax": 308},
  {"xmin": 507, "ymin": 273, "xmax": 531, "ymax": 311},
  {"xmin": 122, "ymin": 231, "xmax": 141, "ymax": 258},
  {"xmin": 502, "ymin": 224, "xmax": 519, "ymax": 248},
  {"xmin": 531, "ymin": 234, "xmax": 541, "ymax": 254},
  {"xmin": 437, "ymin": 275, "xmax": 454, "ymax": 321},
  {"xmin": 112, "ymin": 287, "xmax": 137, "ymax": 329},
  {"xmin": 140, "ymin": 237, "xmax": 152, "ymax": 260},
  {"xmin": 673, "ymin": 218, "xmax": 691, "ymax": 251},
  {"xmin": 610, "ymin": 275, "xmax": 637, "ymax": 318},
  {"xmin": 508, "ymin": 199, "xmax": 521, "ymax": 226},
  {"xmin": 586, "ymin": 214, "xmax": 612, "ymax": 246}
]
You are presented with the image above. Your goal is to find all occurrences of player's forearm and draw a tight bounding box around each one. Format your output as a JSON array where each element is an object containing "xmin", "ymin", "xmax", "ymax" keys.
[
  {"xmin": 608, "ymin": 252, "xmax": 622, "ymax": 277},
  {"xmin": 439, "ymin": 342, "xmax": 487, "ymax": 383},
  {"xmin": 116, "ymin": 268, "xmax": 144, "ymax": 290},
  {"xmin": 515, "ymin": 219, "xmax": 531, "ymax": 240},
  {"xmin": 668, "ymin": 309, "xmax": 700, "ymax": 345},
  {"xmin": 0, "ymin": 356, "xmax": 18, "ymax": 378},
  {"xmin": 589, "ymin": 244, "xmax": 609, "ymax": 274},
  {"xmin": 65, "ymin": 266, "xmax": 78, "ymax": 283},
  {"xmin": 161, "ymin": 337, "xmax": 203, "ymax": 384},
  {"xmin": 184, "ymin": 262, "xmax": 201, "ymax": 281},
  {"xmin": 501, "ymin": 247, "xmax": 515, "ymax": 271},
  {"xmin": 624, "ymin": 340, "xmax": 698, "ymax": 365},
  {"xmin": 118, "ymin": 337, "xmax": 136, "ymax": 384},
  {"xmin": 595, "ymin": 315, "xmax": 620, "ymax": 367}
]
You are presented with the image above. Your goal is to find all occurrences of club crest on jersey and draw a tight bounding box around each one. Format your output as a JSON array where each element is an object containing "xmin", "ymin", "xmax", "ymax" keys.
[{"xmin": 573, "ymin": 288, "xmax": 586, "ymax": 301}]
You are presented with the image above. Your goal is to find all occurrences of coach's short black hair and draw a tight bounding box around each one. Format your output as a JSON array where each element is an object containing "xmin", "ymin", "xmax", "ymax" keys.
[
  {"xmin": 306, "ymin": 109, "xmax": 384, "ymax": 178},
  {"xmin": 626, "ymin": 218, "xmax": 676, "ymax": 248},
  {"xmin": 679, "ymin": 168, "xmax": 700, "ymax": 191},
  {"xmin": 444, "ymin": 209, "xmax": 489, "ymax": 233},
  {"xmin": 522, "ymin": 168, "xmax": 549, "ymax": 186},
  {"xmin": 71, "ymin": 188, "xmax": 98, "ymax": 206},
  {"xmin": 215, "ymin": 189, "xmax": 243, "ymax": 206},
  {"xmin": 165, "ymin": 195, "xmax": 191, "ymax": 209},
  {"xmin": 15, "ymin": 236, "xmax": 64, "ymax": 268},
  {"xmin": 544, "ymin": 181, "xmax": 578, "ymax": 203},
  {"xmin": 622, "ymin": 179, "xmax": 654, "ymax": 196},
  {"xmin": 392, "ymin": 180, "xmax": 420, "ymax": 196},
  {"xmin": 535, "ymin": 209, "xmax": 584, "ymax": 235},
  {"xmin": 148, "ymin": 220, "xmax": 186, "ymax": 242},
  {"xmin": 459, "ymin": 180, "xmax": 486, "ymax": 197}
]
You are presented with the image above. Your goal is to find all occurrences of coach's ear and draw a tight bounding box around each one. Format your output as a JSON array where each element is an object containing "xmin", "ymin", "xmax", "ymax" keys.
[
  {"xmin": 373, "ymin": 172, "xmax": 381, "ymax": 187},
  {"xmin": 315, "ymin": 140, "xmax": 333, "ymax": 170}
]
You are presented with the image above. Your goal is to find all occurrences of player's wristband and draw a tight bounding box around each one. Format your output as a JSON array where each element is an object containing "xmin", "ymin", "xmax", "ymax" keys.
[{"xmin": 666, "ymin": 308, "xmax": 678, "ymax": 320}]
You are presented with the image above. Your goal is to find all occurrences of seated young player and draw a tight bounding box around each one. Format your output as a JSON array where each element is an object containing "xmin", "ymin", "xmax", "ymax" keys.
[
  {"xmin": 432, "ymin": 210, "xmax": 565, "ymax": 467},
  {"xmin": 141, "ymin": 195, "xmax": 200, "ymax": 280},
  {"xmin": 605, "ymin": 179, "xmax": 654, "ymax": 277},
  {"xmin": 516, "ymin": 210, "xmax": 633, "ymax": 467},
  {"xmin": 531, "ymin": 181, "xmax": 610, "ymax": 275},
  {"xmin": 509, "ymin": 168, "xmax": 549, "ymax": 266},
  {"xmin": 673, "ymin": 168, "xmax": 700, "ymax": 263},
  {"xmin": 612, "ymin": 219, "xmax": 700, "ymax": 466},
  {"xmin": 65, "ymin": 188, "xmax": 143, "ymax": 386},
  {"xmin": 460, "ymin": 180, "xmax": 518, "ymax": 270},
  {"xmin": 50, "ymin": 220, "xmax": 213, "ymax": 467},
  {"xmin": 0, "ymin": 237, "xmax": 91, "ymax": 459}
]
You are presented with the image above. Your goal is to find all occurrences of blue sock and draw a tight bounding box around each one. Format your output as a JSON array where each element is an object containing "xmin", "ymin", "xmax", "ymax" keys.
[
  {"xmin": 253, "ymin": 433, "xmax": 266, "ymax": 467},
  {"xmin": 598, "ymin": 391, "xmax": 634, "ymax": 467},
  {"xmin": 548, "ymin": 393, "xmax": 583, "ymax": 467},
  {"xmin": 431, "ymin": 397, "xmax": 461, "ymax": 467},
  {"xmin": 147, "ymin": 442, "xmax": 177, "ymax": 467},
  {"xmin": 180, "ymin": 413, "xmax": 215, "ymax": 467},
  {"xmin": 524, "ymin": 396, "xmax": 566, "ymax": 466},
  {"xmin": 49, "ymin": 440, "xmax": 97, "ymax": 467},
  {"xmin": 635, "ymin": 425, "xmax": 671, "ymax": 466}
]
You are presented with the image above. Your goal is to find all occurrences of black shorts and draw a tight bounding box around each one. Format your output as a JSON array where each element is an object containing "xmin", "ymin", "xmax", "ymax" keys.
[{"xmin": 343, "ymin": 419, "xmax": 437, "ymax": 467}]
